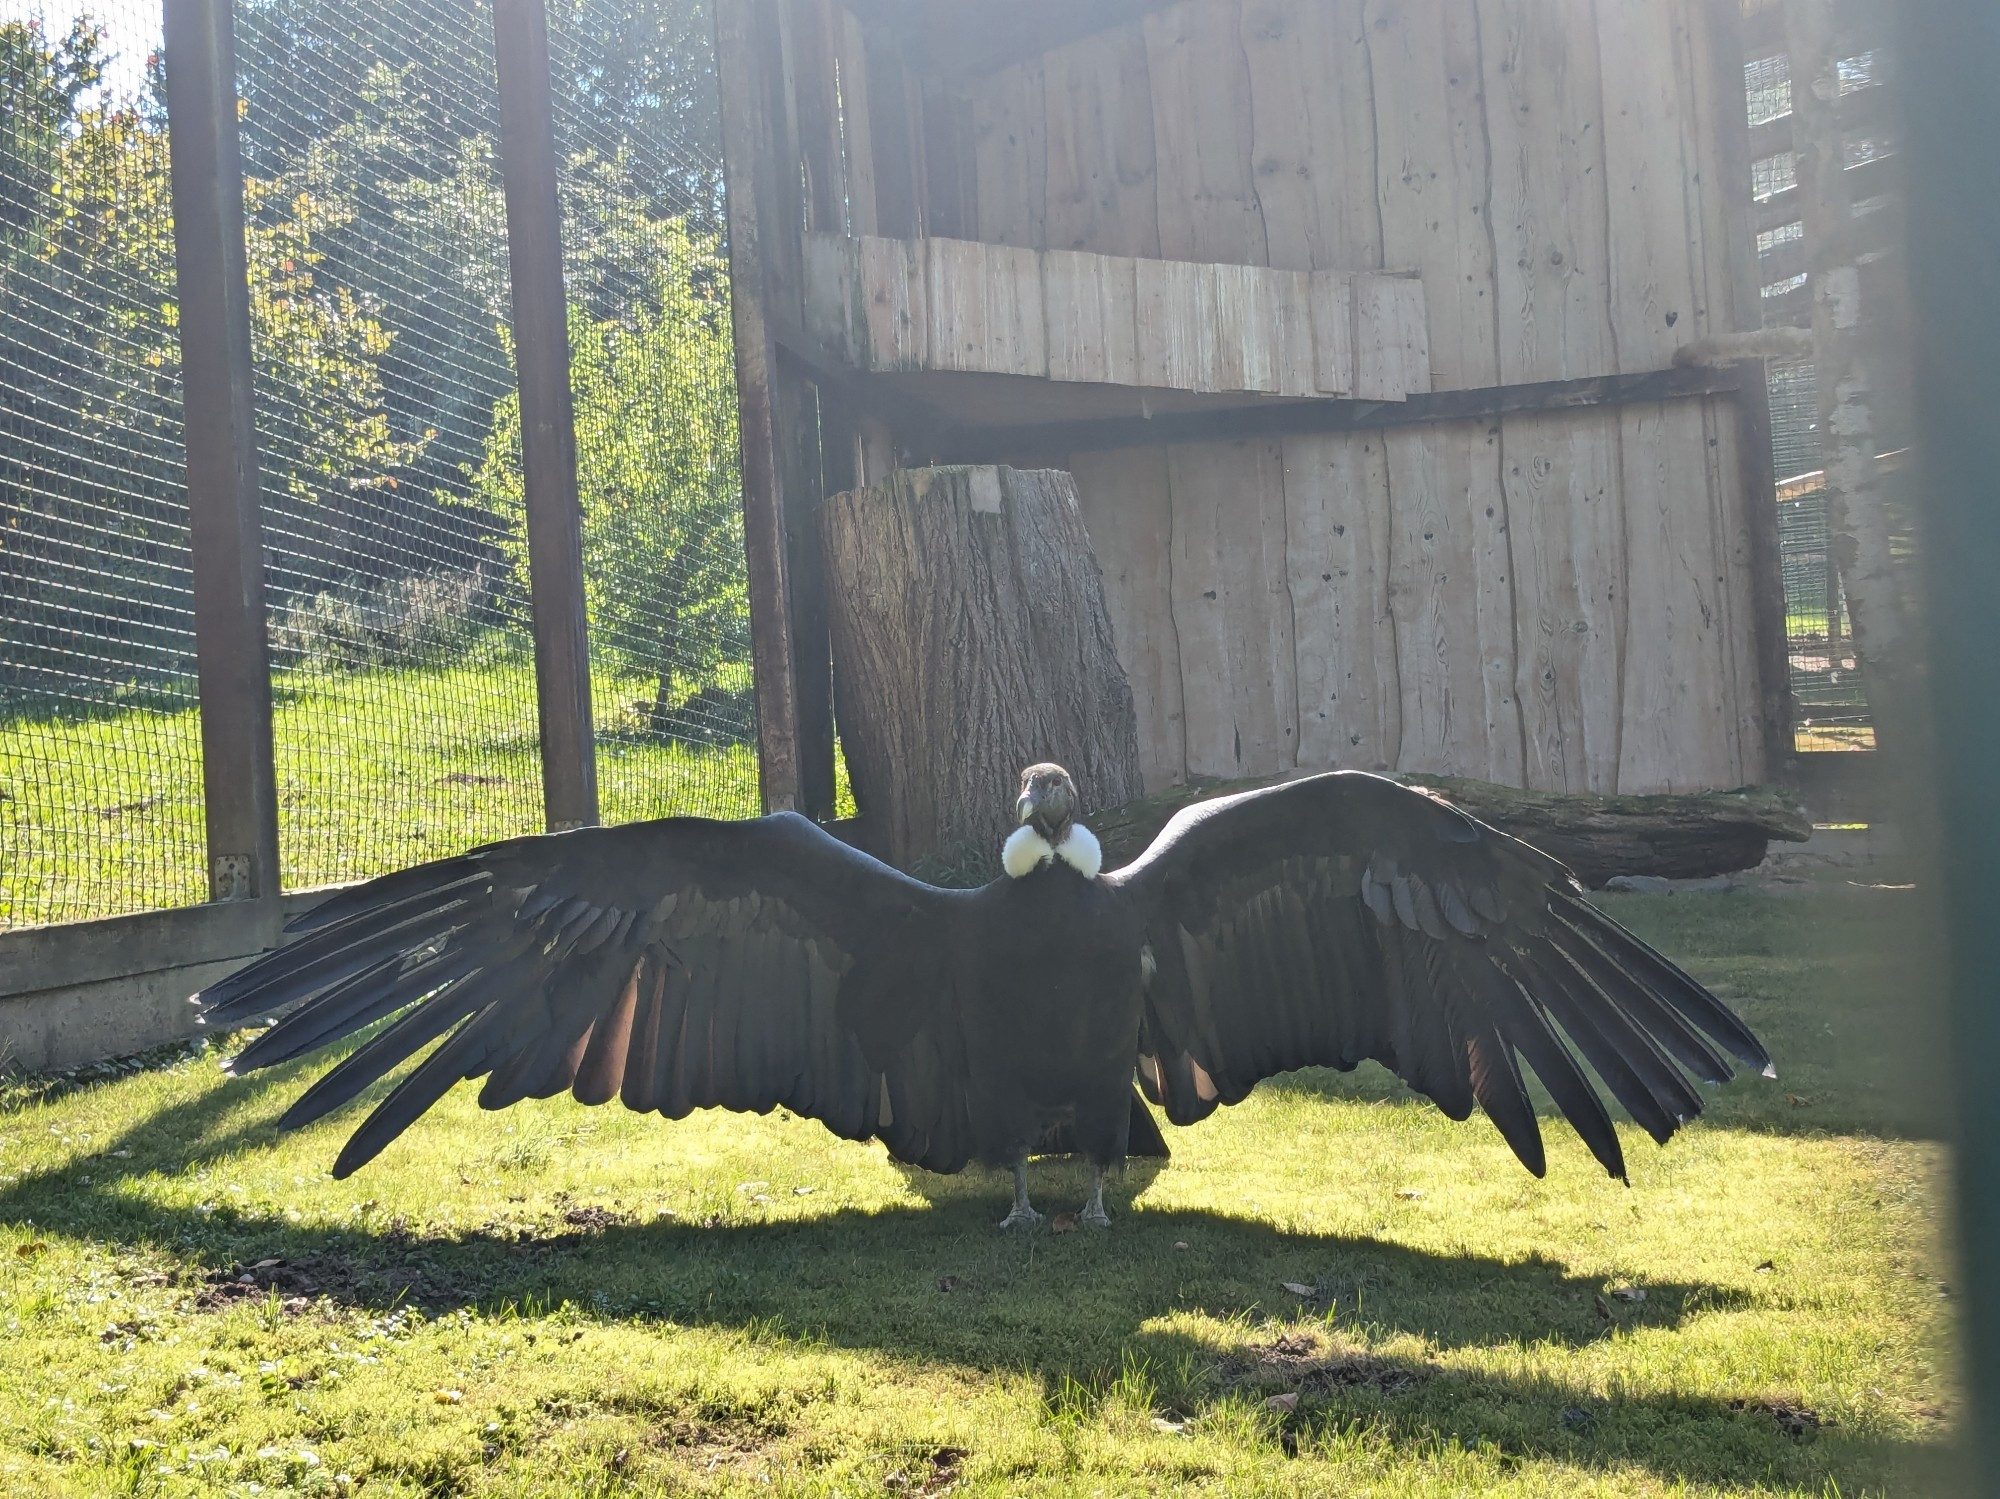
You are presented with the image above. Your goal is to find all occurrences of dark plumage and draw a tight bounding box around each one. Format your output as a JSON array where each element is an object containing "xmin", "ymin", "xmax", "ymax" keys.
[{"xmin": 194, "ymin": 766, "xmax": 1773, "ymax": 1227}]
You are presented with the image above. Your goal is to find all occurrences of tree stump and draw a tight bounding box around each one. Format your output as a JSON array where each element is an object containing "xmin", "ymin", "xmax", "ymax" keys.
[{"xmin": 822, "ymin": 465, "xmax": 1143, "ymax": 870}]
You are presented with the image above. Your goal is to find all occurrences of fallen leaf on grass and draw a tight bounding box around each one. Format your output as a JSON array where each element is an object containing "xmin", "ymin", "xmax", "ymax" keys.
[
  {"xmin": 1787, "ymin": 1094, "xmax": 1814, "ymax": 1108},
  {"xmin": 15, "ymin": 1242, "xmax": 46, "ymax": 1259},
  {"xmin": 1265, "ymin": 1392, "xmax": 1299, "ymax": 1414},
  {"xmin": 1609, "ymin": 1286, "xmax": 1646, "ymax": 1303},
  {"xmin": 1173, "ymin": 1241, "xmax": 1189, "ymax": 1251},
  {"xmin": 1150, "ymin": 1416, "xmax": 1186, "ymax": 1434},
  {"xmin": 433, "ymin": 1389, "xmax": 464, "ymax": 1405},
  {"xmin": 1755, "ymin": 1259, "xmax": 1776, "ymax": 1273},
  {"xmin": 1394, "ymin": 1189, "xmax": 1424, "ymax": 1200},
  {"xmin": 792, "ymin": 1186, "xmax": 814, "ymax": 1195},
  {"xmin": 936, "ymin": 1276, "xmax": 962, "ymax": 1293},
  {"xmin": 1051, "ymin": 1212, "xmax": 1078, "ymax": 1234},
  {"xmin": 1560, "ymin": 1406, "xmax": 1595, "ymax": 1429},
  {"xmin": 1281, "ymin": 1282, "xmax": 1317, "ymax": 1298}
]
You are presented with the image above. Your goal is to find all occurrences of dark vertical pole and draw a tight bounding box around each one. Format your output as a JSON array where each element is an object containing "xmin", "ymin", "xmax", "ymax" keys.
[
  {"xmin": 162, "ymin": 0, "xmax": 280, "ymax": 903},
  {"xmin": 1902, "ymin": 4, "xmax": 2000, "ymax": 1488},
  {"xmin": 1708, "ymin": 0, "xmax": 1796, "ymax": 783},
  {"xmin": 494, "ymin": 0, "xmax": 598, "ymax": 831},
  {"xmin": 716, "ymin": 0, "xmax": 803, "ymax": 812}
]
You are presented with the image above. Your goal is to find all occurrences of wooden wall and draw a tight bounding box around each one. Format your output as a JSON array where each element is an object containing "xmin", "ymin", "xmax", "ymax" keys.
[{"xmin": 938, "ymin": 0, "xmax": 1768, "ymax": 794}]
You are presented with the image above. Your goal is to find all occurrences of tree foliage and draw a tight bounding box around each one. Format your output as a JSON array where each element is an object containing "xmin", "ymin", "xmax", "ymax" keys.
[{"xmin": 473, "ymin": 223, "xmax": 745, "ymax": 728}]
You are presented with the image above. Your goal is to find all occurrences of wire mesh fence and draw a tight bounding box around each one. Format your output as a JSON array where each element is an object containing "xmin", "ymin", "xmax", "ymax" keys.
[
  {"xmin": 1, "ymin": 4, "xmax": 208, "ymax": 927},
  {"xmin": 1741, "ymin": 8, "xmax": 1890, "ymax": 754},
  {"xmin": 0, "ymin": 0, "xmax": 751, "ymax": 930}
]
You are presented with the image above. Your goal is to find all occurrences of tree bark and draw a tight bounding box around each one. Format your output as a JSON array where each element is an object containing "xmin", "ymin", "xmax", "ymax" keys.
[{"xmin": 822, "ymin": 465, "xmax": 1143, "ymax": 869}]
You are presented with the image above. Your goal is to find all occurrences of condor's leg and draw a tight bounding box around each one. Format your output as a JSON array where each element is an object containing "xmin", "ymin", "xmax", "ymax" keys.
[
  {"xmin": 1080, "ymin": 1166, "xmax": 1111, "ymax": 1229},
  {"xmin": 998, "ymin": 1159, "xmax": 1042, "ymax": 1229}
]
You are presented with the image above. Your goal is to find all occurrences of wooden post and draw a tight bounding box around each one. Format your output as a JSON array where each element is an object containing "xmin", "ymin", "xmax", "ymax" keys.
[
  {"xmin": 716, "ymin": 0, "xmax": 803, "ymax": 812},
  {"xmin": 1786, "ymin": 0, "xmax": 1909, "ymax": 740},
  {"xmin": 1709, "ymin": 0, "xmax": 1797, "ymax": 781},
  {"xmin": 494, "ymin": 0, "xmax": 598, "ymax": 831},
  {"xmin": 162, "ymin": 0, "xmax": 280, "ymax": 903}
]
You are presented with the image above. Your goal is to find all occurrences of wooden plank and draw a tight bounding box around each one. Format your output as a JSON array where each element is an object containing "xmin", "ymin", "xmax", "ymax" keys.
[
  {"xmin": 1477, "ymin": 0, "xmax": 1617, "ymax": 384},
  {"xmin": 1282, "ymin": 430, "xmax": 1401, "ymax": 772},
  {"xmin": 1272, "ymin": 269, "xmax": 1317, "ymax": 398},
  {"xmin": 1614, "ymin": 399, "xmax": 1737, "ymax": 791},
  {"xmin": 1143, "ymin": 0, "xmax": 1269, "ymax": 265},
  {"xmin": 858, "ymin": 232, "xmax": 928, "ymax": 369},
  {"xmin": 972, "ymin": 56, "xmax": 1048, "ymax": 247},
  {"xmin": 836, "ymin": 7, "xmax": 878, "ymax": 235},
  {"xmin": 1596, "ymin": 0, "xmax": 1706, "ymax": 372},
  {"xmin": 925, "ymin": 236, "xmax": 990, "ymax": 373},
  {"xmin": 1500, "ymin": 409, "xmax": 1626, "ymax": 792},
  {"xmin": 987, "ymin": 242, "xmax": 1049, "ymax": 378},
  {"xmin": 925, "ymin": 237, "xmax": 1046, "ymax": 378},
  {"xmin": 1310, "ymin": 270, "xmax": 1353, "ymax": 394},
  {"xmin": 1166, "ymin": 438, "xmax": 1297, "ymax": 777},
  {"xmin": 1466, "ymin": 419, "xmax": 1526, "ymax": 789},
  {"xmin": 1352, "ymin": 273, "xmax": 1430, "ymax": 399},
  {"xmin": 1133, "ymin": 254, "xmax": 1204, "ymax": 390},
  {"xmin": 1362, "ymin": 0, "xmax": 1498, "ymax": 392},
  {"xmin": 801, "ymin": 229, "xmax": 858, "ymax": 360},
  {"xmin": 495, "ymin": 0, "xmax": 599, "ymax": 830},
  {"xmin": 862, "ymin": 37, "xmax": 923, "ymax": 237},
  {"xmin": 1041, "ymin": 22, "xmax": 1162, "ymax": 256},
  {"xmin": 1382, "ymin": 422, "xmax": 1490, "ymax": 777},
  {"xmin": 955, "ymin": 364, "xmax": 1744, "ymax": 464},
  {"xmin": 1202, "ymin": 262, "xmax": 1278, "ymax": 395},
  {"xmin": 1044, "ymin": 249, "xmax": 1141, "ymax": 386},
  {"xmin": 921, "ymin": 80, "xmax": 975, "ymax": 239},
  {"xmin": 717, "ymin": 0, "xmax": 802, "ymax": 812},
  {"xmin": 161, "ymin": 0, "xmax": 282, "ymax": 895},
  {"xmin": 1070, "ymin": 445, "xmax": 1185, "ymax": 789},
  {"xmin": 790, "ymin": 0, "xmax": 846, "ymax": 233}
]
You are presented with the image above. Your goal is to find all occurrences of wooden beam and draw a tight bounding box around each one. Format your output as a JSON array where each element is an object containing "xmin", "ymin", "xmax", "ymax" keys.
[
  {"xmin": 1753, "ymin": 151, "xmax": 1898, "ymax": 233},
  {"xmin": 942, "ymin": 366, "xmax": 1745, "ymax": 464},
  {"xmin": 495, "ymin": 0, "xmax": 599, "ymax": 831},
  {"xmin": 162, "ymin": 0, "xmax": 281, "ymax": 904},
  {"xmin": 717, "ymin": 0, "xmax": 803, "ymax": 812},
  {"xmin": 843, "ymin": 0, "xmax": 1183, "ymax": 82},
  {"xmin": 1710, "ymin": 0, "xmax": 1798, "ymax": 782}
]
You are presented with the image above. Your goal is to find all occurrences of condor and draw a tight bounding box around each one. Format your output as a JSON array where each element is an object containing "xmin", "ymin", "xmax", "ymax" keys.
[{"xmin": 195, "ymin": 766, "xmax": 1773, "ymax": 1228}]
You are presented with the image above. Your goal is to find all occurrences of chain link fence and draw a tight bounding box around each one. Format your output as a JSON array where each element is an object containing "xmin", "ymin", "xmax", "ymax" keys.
[{"xmin": 0, "ymin": 0, "xmax": 751, "ymax": 930}]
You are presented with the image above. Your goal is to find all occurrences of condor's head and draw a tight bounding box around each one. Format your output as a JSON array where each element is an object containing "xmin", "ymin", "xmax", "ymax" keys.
[
  {"xmin": 1004, "ymin": 764, "xmax": 1102, "ymax": 880},
  {"xmin": 1015, "ymin": 763, "xmax": 1078, "ymax": 844}
]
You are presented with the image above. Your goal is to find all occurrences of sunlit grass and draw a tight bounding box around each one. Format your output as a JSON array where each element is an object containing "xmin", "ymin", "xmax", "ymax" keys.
[
  {"xmin": 0, "ymin": 888, "xmax": 1957, "ymax": 1494},
  {"xmin": 0, "ymin": 647, "xmax": 763, "ymax": 928}
]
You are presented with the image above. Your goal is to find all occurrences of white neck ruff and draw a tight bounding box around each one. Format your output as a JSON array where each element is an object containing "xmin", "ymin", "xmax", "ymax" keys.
[{"xmin": 1002, "ymin": 822, "xmax": 1102, "ymax": 880}]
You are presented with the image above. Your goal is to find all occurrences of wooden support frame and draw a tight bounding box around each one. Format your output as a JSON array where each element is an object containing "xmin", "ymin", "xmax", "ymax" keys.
[
  {"xmin": 162, "ymin": 0, "xmax": 280, "ymax": 904},
  {"xmin": 495, "ymin": 0, "xmax": 599, "ymax": 831},
  {"xmin": 717, "ymin": 0, "xmax": 805, "ymax": 813},
  {"xmin": 1711, "ymin": 0, "xmax": 1799, "ymax": 783}
]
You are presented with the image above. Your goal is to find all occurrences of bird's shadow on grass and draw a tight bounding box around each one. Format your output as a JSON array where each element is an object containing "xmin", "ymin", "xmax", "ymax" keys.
[{"xmin": 0, "ymin": 1066, "xmax": 1942, "ymax": 1490}]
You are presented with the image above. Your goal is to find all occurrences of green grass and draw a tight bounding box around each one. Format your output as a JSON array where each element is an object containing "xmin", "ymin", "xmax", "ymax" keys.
[
  {"xmin": 0, "ymin": 647, "xmax": 763, "ymax": 929},
  {"xmin": 0, "ymin": 886, "xmax": 1957, "ymax": 1494}
]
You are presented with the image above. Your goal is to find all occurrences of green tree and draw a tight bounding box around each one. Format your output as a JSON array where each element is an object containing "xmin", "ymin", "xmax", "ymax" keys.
[{"xmin": 473, "ymin": 223, "xmax": 745, "ymax": 733}]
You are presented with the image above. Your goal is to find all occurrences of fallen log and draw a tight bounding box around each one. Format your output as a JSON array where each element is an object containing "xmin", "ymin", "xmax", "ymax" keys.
[{"xmin": 1088, "ymin": 774, "xmax": 1812, "ymax": 889}]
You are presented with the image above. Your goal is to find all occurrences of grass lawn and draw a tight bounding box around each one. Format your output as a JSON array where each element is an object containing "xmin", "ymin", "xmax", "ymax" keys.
[
  {"xmin": 0, "ymin": 647, "xmax": 763, "ymax": 929},
  {"xmin": 0, "ymin": 882, "xmax": 1956, "ymax": 1495}
]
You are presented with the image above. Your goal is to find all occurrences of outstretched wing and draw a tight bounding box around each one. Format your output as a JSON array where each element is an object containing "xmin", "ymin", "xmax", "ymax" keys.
[
  {"xmin": 1105, "ymin": 773, "xmax": 1772, "ymax": 1179},
  {"xmin": 195, "ymin": 812, "xmax": 977, "ymax": 1177}
]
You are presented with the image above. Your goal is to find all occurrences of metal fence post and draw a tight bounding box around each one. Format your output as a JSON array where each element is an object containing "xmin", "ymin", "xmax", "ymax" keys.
[
  {"xmin": 494, "ymin": 0, "xmax": 599, "ymax": 832},
  {"xmin": 161, "ymin": 0, "xmax": 281, "ymax": 903}
]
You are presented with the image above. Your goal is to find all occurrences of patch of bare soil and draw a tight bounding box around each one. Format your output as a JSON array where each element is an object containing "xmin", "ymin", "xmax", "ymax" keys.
[
  {"xmin": 1219, "ymin": 1329, "xmax": 1429, "ymax": 1398},
  {"xmin": 884, "ymin": 1445, "xmax": 967, "ymax": 1496},
  {"xmin": 193, "ymin": 1250, "xmax": 467, "ymax": 1313},
  {"xmin": 650, "ymin": 1413, "xmax": 788, "ymax": 1477}
]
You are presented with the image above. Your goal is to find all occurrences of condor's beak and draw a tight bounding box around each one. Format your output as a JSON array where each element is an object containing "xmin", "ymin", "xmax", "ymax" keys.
[{"xmin": 1015, "ymin": 789, "xmax": 1037, "ymax": 826}]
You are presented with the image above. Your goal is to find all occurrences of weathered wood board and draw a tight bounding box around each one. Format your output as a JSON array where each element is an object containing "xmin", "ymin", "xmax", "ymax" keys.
[{"xmin": 803, "ymin": 232, "xmax": 1429, "ymax": 399}]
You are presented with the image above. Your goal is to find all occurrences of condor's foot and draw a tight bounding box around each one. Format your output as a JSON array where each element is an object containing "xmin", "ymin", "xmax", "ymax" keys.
[
  {"xmin": 998, "ymin": 1161, "xmax": 1042, "ymax": 1230},
  {"xmin": 1079, "ymin": 1167, "xmax": 1111, "ymax": 1229}
]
